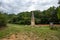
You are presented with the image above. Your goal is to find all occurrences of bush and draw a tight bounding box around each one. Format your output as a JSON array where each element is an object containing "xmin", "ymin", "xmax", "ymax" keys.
[
  {"xmin": 50, "ymin": 26, "xmax": 57, "ymax": 30},
  {"xmin": 0, "ymin": 13, "xmax": 7, "ymax": 27},
  {"xmin": 49, "ymin": 22, "xmax": 57, "ymax": 30}
]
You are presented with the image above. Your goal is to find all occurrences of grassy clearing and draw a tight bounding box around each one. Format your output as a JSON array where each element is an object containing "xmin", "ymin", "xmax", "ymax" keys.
[{"xmin": 0, "ymin": 24, "xmax": 60, "ymax": 40}]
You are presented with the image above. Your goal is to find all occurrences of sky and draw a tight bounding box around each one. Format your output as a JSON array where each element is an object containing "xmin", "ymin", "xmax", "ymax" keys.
[{"xmin": 0, "ymin": 0, "xmax": 59, "ymax": 14}]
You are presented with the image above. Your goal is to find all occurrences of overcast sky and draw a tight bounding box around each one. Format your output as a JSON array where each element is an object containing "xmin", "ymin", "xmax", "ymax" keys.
[{"xmin": 0, "ymin": 0, "xmax": 59, "ymax": 13}]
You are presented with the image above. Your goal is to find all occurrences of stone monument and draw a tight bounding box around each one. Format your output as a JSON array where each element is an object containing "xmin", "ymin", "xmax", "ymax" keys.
[{"xmin": 31, "ymin": 11, "xmax": 35, "ymax": 26}]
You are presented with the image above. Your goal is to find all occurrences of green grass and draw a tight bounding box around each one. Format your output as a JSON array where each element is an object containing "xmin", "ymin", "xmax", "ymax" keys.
[{"xmin": 0, "ymin": 24, "xmax": 60, "ymax": 40}]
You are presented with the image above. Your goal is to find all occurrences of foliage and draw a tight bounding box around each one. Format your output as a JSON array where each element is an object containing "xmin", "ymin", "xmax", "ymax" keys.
[
  {"xmin": 56, "ymin": 6, "xmax": 60, "ymax": 19},
  {"xmin": 0, "ymin": 12, "xmax": 7, "ymax": 27},
  {"xmin": 0, "ymin": 6, "xmax": 60, "ymax": 25},
  {"xmin": 8, "ymin": 12, "xmax": 31, "ymax": 25}
]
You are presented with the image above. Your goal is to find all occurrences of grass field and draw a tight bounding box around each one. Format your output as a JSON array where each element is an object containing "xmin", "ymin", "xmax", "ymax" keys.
[{"xmin": 0, "ymin": 24, "xmax": 60, "ymax": 40}]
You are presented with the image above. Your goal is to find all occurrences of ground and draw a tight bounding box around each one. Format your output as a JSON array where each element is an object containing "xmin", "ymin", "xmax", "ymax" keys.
[{"xmin": 0, "ymin": 24, "xmax": 60, "ymax": 40}]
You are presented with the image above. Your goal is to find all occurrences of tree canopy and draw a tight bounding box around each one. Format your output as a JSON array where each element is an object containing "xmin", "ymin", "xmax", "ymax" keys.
[{"xmin": 0, "ymin": 6, "xmax": 60, "ymax": 25}]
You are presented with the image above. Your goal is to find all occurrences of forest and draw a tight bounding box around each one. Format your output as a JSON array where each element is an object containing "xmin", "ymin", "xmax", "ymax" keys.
[{"xmin": 0, "ymin": 6, "xmax": 60, "ymax": 26}]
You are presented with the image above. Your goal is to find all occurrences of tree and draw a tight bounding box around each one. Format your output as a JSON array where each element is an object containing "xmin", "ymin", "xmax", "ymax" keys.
[
  {"xmin": 8, "ymin": 14, "xmax": 17, "ymax": 23},
  {"xmin": 47, "ymin": 7, "xmax": 58, "ymax": 23},
  {"xmin": 0, "ymin": 12, "xmax": 7, "ymax": 27},
  {"xmin": 33, "ymin": 10, "xmax": 42, "ymax": 24},
  {"xmin": 17, "ymin": 12, "xmax": 31, "ymax": 25},
  {"xmin": 9, "ymin": 12, "xmax": 31, "ymax": 25},
  {"xmin": 56, "ymin": 6, "xmax": 60, "ymax": 23}
]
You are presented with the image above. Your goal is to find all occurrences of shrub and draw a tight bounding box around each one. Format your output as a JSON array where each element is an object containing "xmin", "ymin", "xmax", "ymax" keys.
[
  {"xmin": 0, "ymin": 13, "xmax": 7, "ymax": 27},
  {"xmin": 49, "ymin": 22, "xmax": 57, "ymax": 30}
]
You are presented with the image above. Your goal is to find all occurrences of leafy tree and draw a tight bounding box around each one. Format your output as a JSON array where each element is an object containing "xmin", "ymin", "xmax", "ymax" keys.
[
  {"xmin": 33, "ymin": 10, "xmax": 42, "ymax": 24},
  {"xmin": 17, "ymin": 12, "xmax": 31, "ymax": 25},
  {"xmin": 0, "ymin": 12, "xmax": 7, "ymax": 27},
  {"xmin": 9, "ymin": 12, "xmax": 31, "ymax": 25},
  {"xmin": 56, "ymin": 6, "xmax": 60, "ymax": 23}
]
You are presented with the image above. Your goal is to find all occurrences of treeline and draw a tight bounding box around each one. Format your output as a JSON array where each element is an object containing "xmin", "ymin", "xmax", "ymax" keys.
[{"xmin": 0, "ymin": 6, "xmax": 60, "ymax": 26}]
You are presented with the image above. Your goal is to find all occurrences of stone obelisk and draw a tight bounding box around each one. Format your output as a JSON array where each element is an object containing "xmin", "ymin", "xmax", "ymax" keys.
[{"xmin": 31, "ymin": 11, "xmax": 35, "ymax": 26}]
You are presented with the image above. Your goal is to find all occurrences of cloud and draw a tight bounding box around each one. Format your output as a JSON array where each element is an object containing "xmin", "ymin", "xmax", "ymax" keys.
[{"xmin": 0, "ymin": 0, "xmax": 59, "ymax": 13}]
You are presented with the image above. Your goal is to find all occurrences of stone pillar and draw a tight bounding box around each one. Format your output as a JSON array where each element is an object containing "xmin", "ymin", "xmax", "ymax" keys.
[
  {"xmin": 49, "ymin": 22, "xmax": 54, "ymax": 27},
  {"xmin": 31, "ymin": 11, "xmax": 35, "ymax": 26}
]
